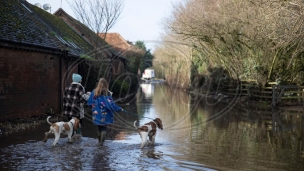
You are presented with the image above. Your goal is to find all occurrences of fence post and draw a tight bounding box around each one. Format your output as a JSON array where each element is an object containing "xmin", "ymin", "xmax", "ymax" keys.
[
  {"xmin": 303, "ymin": 88, "xmax": 304, "ymax": 109},
  {"xmin": 272, "ymin": 85, "xmax": 276, "ymax": 107}
]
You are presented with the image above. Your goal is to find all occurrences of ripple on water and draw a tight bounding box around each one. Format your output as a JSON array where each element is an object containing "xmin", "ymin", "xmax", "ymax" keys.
[
  {"xmin": 1, "ymin": 135, "xmax": 210, "ymax": 171},
  {"xmin": 0, "ymin": 137, "xmax": 109, "ymax": 170}
]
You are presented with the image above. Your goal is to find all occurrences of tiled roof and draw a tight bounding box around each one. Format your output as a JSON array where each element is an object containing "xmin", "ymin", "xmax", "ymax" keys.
[
  {"xmin": 0, "ymin": 0, "xmax": 93, "ymax": 57},
  {"xmin": 99, "ymin": 33, "xmax": 132, "ymax": 53}
]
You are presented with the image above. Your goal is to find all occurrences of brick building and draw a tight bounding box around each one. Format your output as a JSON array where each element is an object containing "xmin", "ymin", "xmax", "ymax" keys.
[{"xmin": 0, "ymin": 0, "xmax": 126, "ymax": 120}]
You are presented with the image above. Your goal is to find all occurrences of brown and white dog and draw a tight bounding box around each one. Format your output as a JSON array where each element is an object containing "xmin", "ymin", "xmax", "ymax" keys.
[
  {"xmin": 134, "ymin": 118, "xmax": 163, "ymax": 148},
  {"xmin": 43, "ymin": 116, "xmax": 80, "ymax": 146}
]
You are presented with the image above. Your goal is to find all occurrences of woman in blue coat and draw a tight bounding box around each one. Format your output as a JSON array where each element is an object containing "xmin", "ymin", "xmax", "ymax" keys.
[{"xmin": 87, "ymin": 78, "xmax": 123, "ymax": 144}]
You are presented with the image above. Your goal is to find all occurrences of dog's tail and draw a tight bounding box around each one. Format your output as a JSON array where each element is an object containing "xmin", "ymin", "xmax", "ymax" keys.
[
  {"xmin": 134, "ymin": 120, "xmax": 139, "ymax": 129},
  {"xmin": 46, "ymin": 116, "xmax": 53, "ymax": 125}
]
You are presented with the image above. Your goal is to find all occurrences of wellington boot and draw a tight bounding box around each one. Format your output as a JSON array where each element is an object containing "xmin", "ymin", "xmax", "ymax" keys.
[
  {"xmin": 100, "ymin": 131, "xmax": 107, "ymax": 143},
  {"xmin": 97, "ymin": 135, "xmax": 101, "ymax": 143}
]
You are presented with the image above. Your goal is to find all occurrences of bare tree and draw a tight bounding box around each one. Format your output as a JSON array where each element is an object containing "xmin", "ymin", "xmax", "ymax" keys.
[{"xmin": 67, "ymin": 0, "xmax": 123, "ymax": 39}]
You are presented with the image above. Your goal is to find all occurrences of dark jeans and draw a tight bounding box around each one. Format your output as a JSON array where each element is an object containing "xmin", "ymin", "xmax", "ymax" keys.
[
  {"xmin": 97, "ymin": 125, "xmax": 107, "ymax": 143},
  {"xmin": 97, "ymin": 125, "xmax": 107, "ymax": 133}
]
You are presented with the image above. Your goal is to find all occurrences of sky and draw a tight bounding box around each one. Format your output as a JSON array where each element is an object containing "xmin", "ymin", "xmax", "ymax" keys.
[{"xmin": 26, "ymin": 0, "xmax": 182, "ymax": 51}]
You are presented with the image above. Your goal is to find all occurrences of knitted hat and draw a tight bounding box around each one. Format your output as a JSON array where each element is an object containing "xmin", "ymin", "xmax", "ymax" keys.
[{"xmin": 72, "ymin": 73, "xmax": 82, "ymax": 83}]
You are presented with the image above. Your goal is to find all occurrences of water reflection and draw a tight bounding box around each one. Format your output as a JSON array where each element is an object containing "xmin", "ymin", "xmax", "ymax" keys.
[
  {"xmin": 140, "ymin": 83, "xmax": 304, "ymax": 170},
  {"xmin": 1, "ymin": 83, "xmax": 304, "ymax": 170},
  {"xmin": 140, "ymin": 83, "xmax": 154, "ymax": 99}
]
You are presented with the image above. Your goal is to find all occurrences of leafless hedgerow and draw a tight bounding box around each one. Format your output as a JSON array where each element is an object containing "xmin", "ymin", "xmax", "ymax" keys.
[
  {"xmin": 154, "ymin": 33, "xmax": 193, "ymax": 89},
  {"xmin": 156, "ymin": 0, "xmax": 304, "ymax": 87}
]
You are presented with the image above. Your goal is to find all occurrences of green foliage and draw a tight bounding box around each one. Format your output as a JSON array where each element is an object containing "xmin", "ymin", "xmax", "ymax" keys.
[
  {"xmin": 191, "ymin": 65, "xmax": 231, "ymax": 93},
  {"xmin": 135, "ymin": 41, "xmax": 146, "ymax": 51},
  {"xmin": 123, "ymin": 74, "xmax": 139, "ymax": 94},
  {"xmin": 191, "ymin": 48, "xmax": 208, "ymax": 76},
  {"xmin": 127, "ymin": 55, "xmax": 141, "ymax": 74},
  {"xmin": 140, "ymin": 50, "xmax": 154, "ymax": 72},
  {"xmin": 110, "ymin": 79, "xmax": 130, "ymax": 96},
  {"xmin": 80, "ymin": 54, "xmax": 91, "ymax": 59},
  {"xmin": 134, "ymin": 41, "xmax": 154, "ymax": 73},
  {"xmin": 81, "ymin": 60, "xmax": 109, "ymax": 91},
  {"xmin": 49, "ymin": 31, "xmax": 56, "ymax": 36}
]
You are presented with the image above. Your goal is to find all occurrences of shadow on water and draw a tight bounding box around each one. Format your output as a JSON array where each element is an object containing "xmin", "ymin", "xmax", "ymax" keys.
[{"xmin": 1, "ymin": 83, "xmax": 304, "ymax": 170}]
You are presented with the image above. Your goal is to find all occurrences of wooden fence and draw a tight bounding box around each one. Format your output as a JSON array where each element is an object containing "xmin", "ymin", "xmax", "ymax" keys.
[{"xmin": 225, "ymin": 81, "xmax": 304, "ymax": 107}]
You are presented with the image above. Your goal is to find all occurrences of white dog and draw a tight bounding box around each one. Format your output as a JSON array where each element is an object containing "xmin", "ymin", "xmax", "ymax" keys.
[
  {"xmin": 43, "ymin": 116, "xmax": 80, "ymax": 146},
  {"xmin": 134, "ymin": 118, "xmax": 163, "ymax": 148}
]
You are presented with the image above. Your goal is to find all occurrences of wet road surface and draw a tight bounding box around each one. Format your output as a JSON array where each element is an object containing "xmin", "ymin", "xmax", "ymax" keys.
[
  {"xmin": 1, "ymin": 83, "xmax": 304, "ymax": 170},
  {"xmin": 0, "ymin": 121, "xmax": 212, "ymax": 171}
]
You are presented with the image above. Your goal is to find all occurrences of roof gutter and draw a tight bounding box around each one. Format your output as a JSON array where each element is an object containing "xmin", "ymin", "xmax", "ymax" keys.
[{"xmin": 0, "ymin": 39, "xmax": 65, "ymax": 55}]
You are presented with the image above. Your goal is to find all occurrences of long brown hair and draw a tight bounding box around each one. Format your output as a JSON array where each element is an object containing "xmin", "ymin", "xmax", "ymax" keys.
[{"xmin": 94, "ymin": 78, "xmax": 108, "ymax": 97}]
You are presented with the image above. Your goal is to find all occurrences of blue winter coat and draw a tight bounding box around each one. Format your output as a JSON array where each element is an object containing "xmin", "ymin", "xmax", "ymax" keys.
[{"xmin": 87, "ymin": 90, "xmax": 122, "ymax": 125}]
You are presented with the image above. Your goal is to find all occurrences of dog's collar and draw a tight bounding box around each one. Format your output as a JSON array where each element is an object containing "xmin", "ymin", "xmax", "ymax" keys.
[
  {"xmin": 69, "ymin": 120, "xmax": 75, "ymax": 134},
  {"xmin": 151, "ymin": 120, "xmax": 158, "ymax": 129},
  {"xmin": 69, "ymin": 121, "xmax": 74, "ymax": 127}
]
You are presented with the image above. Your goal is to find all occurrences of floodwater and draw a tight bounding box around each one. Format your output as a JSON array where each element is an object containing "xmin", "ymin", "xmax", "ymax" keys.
[{"xmin": 1, "ymin": 83, "xmax": 304, "ymax": 171}]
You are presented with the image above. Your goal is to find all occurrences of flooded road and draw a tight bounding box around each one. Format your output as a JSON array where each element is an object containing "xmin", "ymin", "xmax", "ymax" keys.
[{"xmin": 1, "ymin": 83, "xmax": 304, "ymax": 170}]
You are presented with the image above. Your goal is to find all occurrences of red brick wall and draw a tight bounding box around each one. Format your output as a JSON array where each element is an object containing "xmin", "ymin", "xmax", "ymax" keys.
[{"xmin": 0, "ymin": 48, "xmax": 66, "ymax": 120}]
